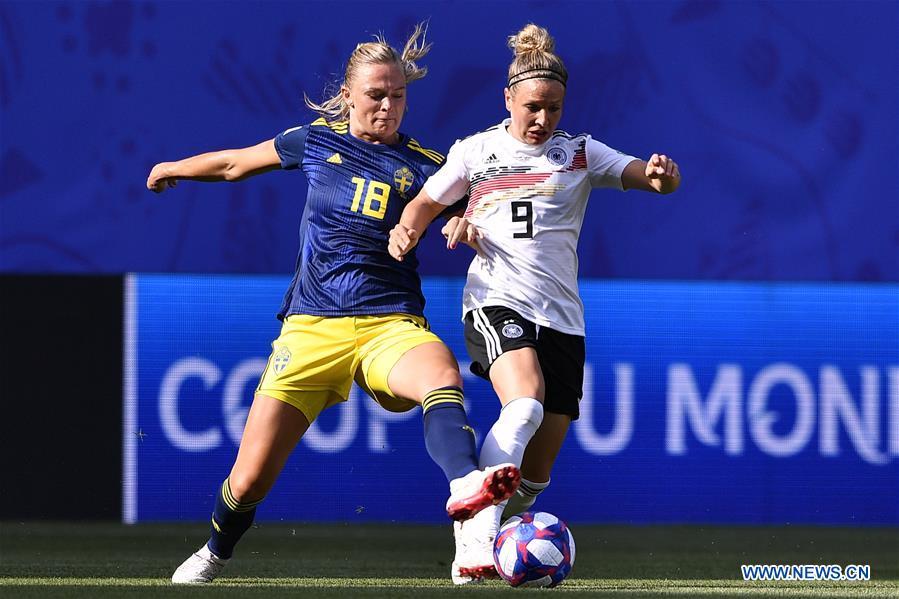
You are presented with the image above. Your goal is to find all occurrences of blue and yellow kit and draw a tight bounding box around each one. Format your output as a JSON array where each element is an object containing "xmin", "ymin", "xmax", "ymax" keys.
[
  {"xmin": 274, "ymin": 118, "xmax": 445, "ymax": 319},
  {"xmin": 259, "ymin": 119, "xmax": 450, "ymax": 419}
]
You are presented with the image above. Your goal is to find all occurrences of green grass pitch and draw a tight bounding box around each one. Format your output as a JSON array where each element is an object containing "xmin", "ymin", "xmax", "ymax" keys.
[{"xmin": 1, "ymin": 522, "xmax": 896, "ymax": 598}]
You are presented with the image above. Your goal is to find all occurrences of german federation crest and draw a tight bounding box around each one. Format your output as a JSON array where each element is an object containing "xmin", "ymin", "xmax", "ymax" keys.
[
  {"xmin": 546, "ymin": 145, "xmax": 570, "ymax": 167},
  {"xmin": 394, "ymin": 167, "xmax": 414, "ymax": 196},
  {"xmin": 502, "ymin": 323, "xmax": 524, "ymax": 338}
]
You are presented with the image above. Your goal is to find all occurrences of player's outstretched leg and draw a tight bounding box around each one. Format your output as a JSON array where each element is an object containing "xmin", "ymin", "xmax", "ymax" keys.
[
  {"xmin": 469, "ymin": 396, "xmax": 543, "ymax": 520},
  {"xmin": 446, "ymin": 462, "xmax": 521, "ymax": 521},
  {"xmin": 418, "ymin": 386, "xmax": 520, "ymax": 520}
]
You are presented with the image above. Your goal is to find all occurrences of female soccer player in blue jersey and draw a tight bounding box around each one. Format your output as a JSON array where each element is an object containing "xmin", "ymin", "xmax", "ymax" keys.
[
  {"xmin": 388, "ymin": 24, "xmax": 681, "ymax": 584},
  {"xmin": 147, "ymin": 24, "xmax": 519, "ymax": 584}
]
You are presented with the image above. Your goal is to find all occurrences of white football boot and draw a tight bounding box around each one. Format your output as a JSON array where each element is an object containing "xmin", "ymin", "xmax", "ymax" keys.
[
  {"xmin": 171, "ymin": 544, "xmax": 229, "ymax": 584},
  {"xmin": 446, "ymin": 463, "xmax": 520, "ymax": 521},
  {"xmin": 451, "ymin": 519, "xmax": 499, "ymax": 584}
]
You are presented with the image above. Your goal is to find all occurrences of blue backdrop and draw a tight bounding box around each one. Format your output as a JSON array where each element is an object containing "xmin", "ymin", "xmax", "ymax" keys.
[
  {"xmin": 2, "ymin": 1, "xmax": 897, "ymax": 280},
  {"xmin": 125, "ymin": 274, "xmax": 899, "ymax": 525}
]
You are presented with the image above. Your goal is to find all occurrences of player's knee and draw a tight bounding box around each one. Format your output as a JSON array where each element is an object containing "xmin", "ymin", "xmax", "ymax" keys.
[
  {"xmin": 227, "ymin": 471, "xmax": 270, "ymax": 504},
  {"xmin": 500, "ymin": 396, "xmax": 544, "ymax": 431},
  {"xmin": 423, "ymin": 367, "xmax": 463, "ymax": 396},
  {"xmin": 439, "ymin": 369, "xmax": 464, "ymax": 391},
  {"xmin": 523, "ymin": 398, "xmax": 544, "ymax": 429}
]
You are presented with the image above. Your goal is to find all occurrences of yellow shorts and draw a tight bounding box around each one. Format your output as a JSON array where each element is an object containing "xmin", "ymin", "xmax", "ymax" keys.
[{"xmin": 256, "ymin": 313, "xmax": 443, "ymax": 423}]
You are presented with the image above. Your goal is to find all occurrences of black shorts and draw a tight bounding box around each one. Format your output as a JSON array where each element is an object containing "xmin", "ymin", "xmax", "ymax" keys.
[{"xmin": 464, "ymin": 306, "xmax": 585, "ymax": 420}]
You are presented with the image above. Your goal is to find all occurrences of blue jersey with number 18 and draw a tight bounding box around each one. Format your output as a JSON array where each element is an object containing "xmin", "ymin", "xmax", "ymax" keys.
[{"xmin": 274, "ymin": 118, "xmax": 445, "ymax": 319}]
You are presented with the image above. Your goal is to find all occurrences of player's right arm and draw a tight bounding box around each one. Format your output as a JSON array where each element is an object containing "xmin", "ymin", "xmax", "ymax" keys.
[
  {"xmin": 388, "ymin": 189, "xmax": 446, "ymax": 261},
  {"xmin": 146, "ymin": 139, "xmax": 281, "ymax": 193},
  {"xmin": 389, "ymin": 192, "xmax": 483, "ymax": 260},
  {"xmin": 389, "ymin": 139, "xmax": 473, "ymax": 260}
]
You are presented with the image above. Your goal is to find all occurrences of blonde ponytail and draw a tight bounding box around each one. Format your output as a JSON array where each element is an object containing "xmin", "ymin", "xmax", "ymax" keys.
[{"xmin": 305, "ymin": 22, "xmax": 432, "ymax": 121}]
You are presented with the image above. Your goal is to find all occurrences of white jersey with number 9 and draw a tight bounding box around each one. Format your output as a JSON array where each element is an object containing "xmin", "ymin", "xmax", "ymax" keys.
[{"xmin": 424, "ymin": 119, "xmax": 636, "ymax": 335}]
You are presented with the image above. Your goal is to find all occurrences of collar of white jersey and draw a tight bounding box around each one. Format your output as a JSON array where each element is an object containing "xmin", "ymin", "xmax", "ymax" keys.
[{"xmin": 499, "ymin": 118, "xmax": 551, "ymax": 155}]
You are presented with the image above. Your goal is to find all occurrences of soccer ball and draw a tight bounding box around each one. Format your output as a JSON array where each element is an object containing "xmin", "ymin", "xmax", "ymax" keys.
[{"xmin": 493, "ymin": 511, "xmax": 575, "ymax": 587}]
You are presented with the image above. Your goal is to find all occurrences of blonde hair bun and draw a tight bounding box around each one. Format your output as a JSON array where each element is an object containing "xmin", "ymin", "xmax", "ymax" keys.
[
  {"xmin": 505, "ymin": 23, "xmax": 567, "ymax": 89},
  {"xmin": 508, "ymin": 24, "xmax": 555, "ymax": 55}
]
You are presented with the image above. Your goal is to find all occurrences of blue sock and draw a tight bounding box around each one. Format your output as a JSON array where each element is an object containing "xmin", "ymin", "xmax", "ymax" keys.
[
  {"xmin": 421, "ymin": 386, "xmax": 478, "ymax": 481},
  {"xmin": 207, "ymin": 478, "xmax": 263, "ymax": 559}
]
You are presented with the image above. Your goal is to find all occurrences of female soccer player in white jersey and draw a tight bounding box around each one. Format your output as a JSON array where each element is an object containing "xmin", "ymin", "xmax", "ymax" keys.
[
  {"xmin": 388, "ymin": 23, "xmax": 680, "ymax": 583},
  {"xmin": 147, "ymin": 25, "xmax": 519, "ymax": 585}
]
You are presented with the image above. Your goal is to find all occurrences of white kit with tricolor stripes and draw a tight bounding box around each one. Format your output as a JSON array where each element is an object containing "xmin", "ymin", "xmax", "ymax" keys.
[{"xmin": 424, "ymin": 119, "xmax": 636, "ymax": 336}]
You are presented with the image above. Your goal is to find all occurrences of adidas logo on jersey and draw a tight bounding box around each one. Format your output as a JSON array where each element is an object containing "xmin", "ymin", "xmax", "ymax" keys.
[
  {"xmin": 484, "ymin": 153, "xmax": 499, "ymax": 164},
  {"xmin": 326, "ymin": 153, "xmax": 343, "ymax": 164}
]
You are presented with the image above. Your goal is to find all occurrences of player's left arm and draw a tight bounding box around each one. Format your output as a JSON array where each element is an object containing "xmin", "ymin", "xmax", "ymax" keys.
[{"xmin": 621, "ymin": 154, "xmax": 681, "ymax": 194}]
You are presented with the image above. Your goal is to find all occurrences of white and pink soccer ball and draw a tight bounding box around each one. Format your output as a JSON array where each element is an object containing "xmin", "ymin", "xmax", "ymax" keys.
[{"xmin": 493, "ymin": 511, "xmax": 576, "ymax": 587}]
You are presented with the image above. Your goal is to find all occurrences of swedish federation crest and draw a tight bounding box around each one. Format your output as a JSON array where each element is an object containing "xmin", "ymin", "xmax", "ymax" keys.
[
  {"xmin": 394, "ymin": 166, "xmax": 414, "ymax": 197},
  {"xmin": 272, "ymin": 346, "xmax": 292, "ymax": 374}
]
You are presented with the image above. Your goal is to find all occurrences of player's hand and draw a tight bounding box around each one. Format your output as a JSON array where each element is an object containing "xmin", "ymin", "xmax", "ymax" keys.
[
  {"xmin": 644, "ymin": 153, "xmax": 680, "ymax": 194},
  {"xmin": 147, "ymin": 162, "xmax": 179, "ymax": 193},
  {"xmin": 388, "ymin": 224, "xmax": 420, "ymax": 261},
  {"xmin": 441, "ymin": 217, "xmax": 483, "ymax": 256}
]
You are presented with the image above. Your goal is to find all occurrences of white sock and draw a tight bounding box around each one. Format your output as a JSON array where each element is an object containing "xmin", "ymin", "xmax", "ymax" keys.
[
  {"xmin": 478, "ymin": 397, "xmax": 543, "ymax": 470},
  {"xmin": 474, "ymin": 397, "xmax": 542, "ymax": 538},
  {"xmin": 502, "ymin": 477, "xmax": 550, "ymax": 520}
]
